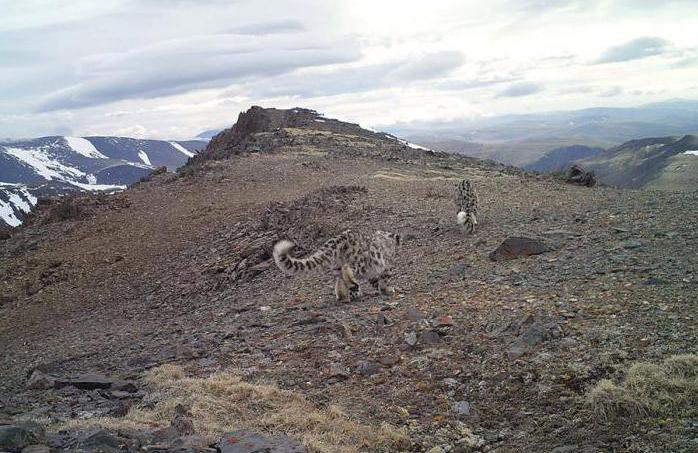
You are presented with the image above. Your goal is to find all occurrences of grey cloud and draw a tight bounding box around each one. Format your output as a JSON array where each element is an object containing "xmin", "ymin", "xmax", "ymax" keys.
[
  {"xmin": 230, "ymin": 19, "xmax": 306, "ymax": 35},
  {"xmin": 496, "ymin": 82, "xmax": 543, "ymax": 97},
  {"xmin": 594, "ymin": 36, "xmax": 670, "ymax": 64},
  {"xmin": 236, "ymin": 51, "xmax": 466, "ymax": 99},
  {"xmin": 36, "ymin": 33, "xmax": 361, "ymax": 111},
  {"xmin": 388, "ymin": 51, "xmax": 465, "ymax": 81},
  {"xmin": 435, "ymin": 76, "xmax": 520, "ymax": 91},
  {"xmin": 598, "ymin": 86, "xmax": 623, "ymax": 97},
  {"xmin": 557, "ymin": 85, "xmax": 595, "ymax": 95}
]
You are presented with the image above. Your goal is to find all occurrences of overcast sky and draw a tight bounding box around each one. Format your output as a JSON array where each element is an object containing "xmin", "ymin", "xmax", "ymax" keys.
[{"xmin": 1, "ymin": 0, "xmax": 697, "ymax": 139}]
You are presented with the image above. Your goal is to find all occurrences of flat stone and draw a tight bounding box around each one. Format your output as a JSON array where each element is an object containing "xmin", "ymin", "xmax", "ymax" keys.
[
  {"xmin": 622, "ymin": 240, "xmax": 643, "ymax": 249},
  {"xmin": 420, "ymin": 329, "xmax": 441, "ymax": 346},
  {"xmin": 54, "ymin": 375, "xmax": 115, "ymax": 390},
  {"xmin": 0, "ymin": 423, "xmax": 45, "ymax": 452},
  {"xmin": 489, "ymin": 237, "xmax": 555, "ymax": 261},
  {"xmin": 217, "ymin": 429, "xmax": 305, "ymax": 453}
]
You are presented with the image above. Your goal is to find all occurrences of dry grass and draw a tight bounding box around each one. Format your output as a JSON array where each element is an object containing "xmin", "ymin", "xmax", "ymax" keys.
[
  {"xmin": 587, "ymin": 354, "xmax": 698, "ymax": 422},
  {"xmin": 65, "ymin": 365, "xmax": 407, "ymax": 453}
]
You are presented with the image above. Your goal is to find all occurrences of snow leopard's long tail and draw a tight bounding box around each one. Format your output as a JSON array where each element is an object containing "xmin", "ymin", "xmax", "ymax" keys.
[{"xmin": 273, "ymin": 234, "xmax": 342, "ymax": 275}]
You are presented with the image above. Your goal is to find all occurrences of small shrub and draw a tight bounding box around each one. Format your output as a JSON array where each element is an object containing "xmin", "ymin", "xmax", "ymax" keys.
[{"xmin": 587, "ymin": 354, "xmax": 698, "ymax": 422}]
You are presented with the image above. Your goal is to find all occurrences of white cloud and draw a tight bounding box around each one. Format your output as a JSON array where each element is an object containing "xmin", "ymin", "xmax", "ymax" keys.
[{"xmin": 0, "ymin": 0, "xmax": 697, "ymax": 138}]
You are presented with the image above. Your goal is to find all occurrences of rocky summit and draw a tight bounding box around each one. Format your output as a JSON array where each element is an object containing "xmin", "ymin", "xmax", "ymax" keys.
[{"xmin": 1, "ymin": 107, "xmax": 697, "ymax": 452}]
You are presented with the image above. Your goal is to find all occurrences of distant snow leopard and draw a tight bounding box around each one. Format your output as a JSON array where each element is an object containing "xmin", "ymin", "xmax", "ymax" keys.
[
  {"xmin": 455, "ymin": 179, "xmax": 478, "ymax": 233},
  {"xmin": 273, "ymin": 229, "xmax": 401, "ymax": 302}
]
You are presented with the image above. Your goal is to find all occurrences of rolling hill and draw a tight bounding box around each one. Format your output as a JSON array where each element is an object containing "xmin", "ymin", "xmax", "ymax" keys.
[{"xmin": 578, "ymin": 134, "xmax": 698, "ymax": 189}]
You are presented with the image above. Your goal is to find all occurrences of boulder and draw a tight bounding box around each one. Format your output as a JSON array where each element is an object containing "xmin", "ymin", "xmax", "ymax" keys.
[
  {"xmin": 0, "ymin": 423, "xmax": 45, "ymax": 452},
  {"xmin": 489, "ymin": 237, "xmax": 555, "ymax": 261},
  {"xmin": 565, "ymin": 164, "xmax": 596, "ymax": 187}
]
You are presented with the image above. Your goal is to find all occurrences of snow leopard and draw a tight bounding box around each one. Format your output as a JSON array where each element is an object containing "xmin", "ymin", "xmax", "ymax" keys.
[
  {"xmin": 273, "ymin": 229, "xmax": 401, "ymax": 302},
  {"xmin": 455, "ymin": 179, "xmax": 478, "ymax": 233}
]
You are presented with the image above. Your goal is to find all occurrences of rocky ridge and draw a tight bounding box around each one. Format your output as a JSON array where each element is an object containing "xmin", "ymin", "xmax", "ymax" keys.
[{"xmin": 0, "ymin": 107, "xmax": 696, "ymax": 452}]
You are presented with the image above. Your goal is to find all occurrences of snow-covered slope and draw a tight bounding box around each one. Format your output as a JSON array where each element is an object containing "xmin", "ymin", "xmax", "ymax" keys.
[{"xmin": 0, "ymin": 136, "xmax": 206, "ymax": 227}]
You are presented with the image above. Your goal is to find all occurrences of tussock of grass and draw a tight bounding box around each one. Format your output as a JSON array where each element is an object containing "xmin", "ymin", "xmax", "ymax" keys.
[
  {"xmin": 587, "ymin": 354, "xmax": 698, "ymax": 422},
  {"xmin": 67, "ymin": 364, "xmax": 407, "ymax": 453}
]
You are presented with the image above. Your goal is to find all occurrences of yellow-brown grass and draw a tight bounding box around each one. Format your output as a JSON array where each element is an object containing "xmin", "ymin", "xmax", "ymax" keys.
[
  {"xmin": 63, "ymin": 365, "xmax": 407, "ymax": 453},
  {"xmin": 587, "ymin": 354, "xmax": 698, "ymax": 422}
]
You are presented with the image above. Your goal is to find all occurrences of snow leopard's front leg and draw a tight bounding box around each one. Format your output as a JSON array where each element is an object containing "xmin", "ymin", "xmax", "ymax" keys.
[
  {"xmin": 370, "ymin": 272, "xmax": 395, "ymax": 296},
  {"xmin": 335, "ymin": 264, "xmax": 360, "ymax": 302}
]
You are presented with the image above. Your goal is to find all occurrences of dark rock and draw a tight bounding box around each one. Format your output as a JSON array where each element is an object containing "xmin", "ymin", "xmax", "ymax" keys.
[
  {"xmin": 26, "ymin": 370, "xmax": 56, "ymax": 390},
  {"xmin": 420, "ymin": 330, "xmax": 441, "ymax": 346},
  {"xmin": 0, "ymin": 423, "xmax": 45, "ymax": 452},
  {"xmin": 54, "ymin": 375, "xmax": 115, "ymax": 391},
  {"xmin": 217, "ymin": 429, "xmax": 305, "ymax": 453},
  {"xmin": 622, "ymin": 240, "xmax": 643, "ymax": 249},
  {"xmin": 565, "ymin": 164, "xmax": 596, "ymax": 187},
  {"xmin": 356, "ymin": 361, "xmax": 381, "ymax": 376},
  {"xmin": 489, "ymin": 237, "xmax": 555, "ymax": 261}
]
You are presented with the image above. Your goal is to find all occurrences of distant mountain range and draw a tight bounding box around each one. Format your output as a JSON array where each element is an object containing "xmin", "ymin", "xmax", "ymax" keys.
[
  {"xmin": 525, "ymin": 145, "xmax": 604, "ymax": 172},
  {"xmin": 579, "ymin": 134, "xmax": 698, "ymax": 190},
  {"xmin": 524, "ymin": 134, "xmax": 698, "ymax": 190},
  {"xmin": 0, "ymin": 136, "xmax": 205, "ymax": 227},
  {"xmin": 392, "ymin": 99, "xmax": 698, "ymax": 167}
]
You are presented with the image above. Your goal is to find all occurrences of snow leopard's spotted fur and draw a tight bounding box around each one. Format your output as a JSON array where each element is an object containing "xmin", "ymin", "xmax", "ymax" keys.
[
  {"xmin": 455, "ymin": 179, "xmax": 478, "ymax": 233},
  {"xmin": 273, "ymin": 229, "xmax": 400, "ymax": 302}
]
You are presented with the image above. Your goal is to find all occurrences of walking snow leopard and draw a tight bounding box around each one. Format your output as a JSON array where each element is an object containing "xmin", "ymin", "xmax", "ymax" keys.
[
  {"xmin": 455, "ymin": 179, "xmax": 478, "ymax": 233},
  {"xmin": 273, "ymin": 229, "xmax": 401, "ymax": 302}
]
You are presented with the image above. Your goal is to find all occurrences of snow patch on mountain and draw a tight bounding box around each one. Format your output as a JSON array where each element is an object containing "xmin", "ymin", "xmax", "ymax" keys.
[
  {"xmin": 169, "ymin": 141, "xmax": 195, "ymax": 158},
  {"xmin": 0, "ymin": 199, "xmax": 21, "ymax": 227},
  {"xmin": 0, "ymin": 185, "xmax": 38, "ymax": 227},
  {"xmin": 5, "ymin": 146, "xmax": 84, "ymax": 180},
  {"xmin": 684, "ymin": 150, "xmax": 698, "ymax": 156},
  {"xmin": 64, "ymin": 137, "xmax": 108, "ymax": 159},
  {"xmin": 138, "ymin": 150, "xmax": 152, "ymax": 166}
]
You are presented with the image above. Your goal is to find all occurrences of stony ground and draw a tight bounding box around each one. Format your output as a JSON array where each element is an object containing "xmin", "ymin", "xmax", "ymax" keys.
[{"xmin": 1, "ymin": 143, "xmax": 697, "ymax": 452}]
